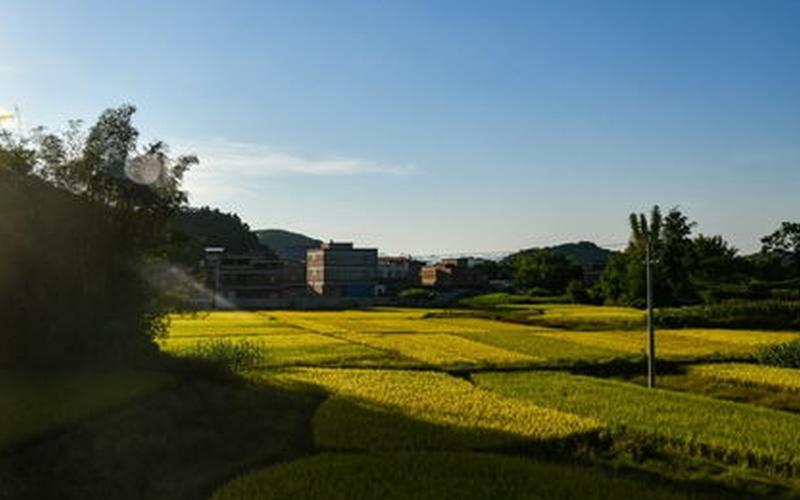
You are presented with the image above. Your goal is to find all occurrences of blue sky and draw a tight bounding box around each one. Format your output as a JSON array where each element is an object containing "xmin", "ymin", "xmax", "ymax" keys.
[{"xmin": 2, "ymin": 1, "xmax": 799, "ymax": 254}]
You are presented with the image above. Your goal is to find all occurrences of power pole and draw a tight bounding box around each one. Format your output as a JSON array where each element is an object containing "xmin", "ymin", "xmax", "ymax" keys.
[{"xmin": 646, "ymin": 239, "xmax": 656, "ymax": 388}]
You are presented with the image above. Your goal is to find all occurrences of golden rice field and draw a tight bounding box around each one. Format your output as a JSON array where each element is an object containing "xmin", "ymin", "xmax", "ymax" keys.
[
  {"xmin": 6, "ymin": 306, "xmax": 798, "ymax": 497},
  {"xmin": 256, "ymin": 368, "xmax": 600, "ymax": 451},
  {"xmin": 164, "ymin": 308, "xmax": 800, "ymax": 368},
  {"xmin": 156, "ymin": 306, "xmax": 800, "ymax": 497},
  {"xmin": 689, "ymin": 363, "xmax": 800, "ymax": 392}
]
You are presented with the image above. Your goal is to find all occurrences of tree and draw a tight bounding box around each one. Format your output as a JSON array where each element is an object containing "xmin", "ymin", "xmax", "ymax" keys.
[
  {"xmin": 598, "ymin": 205, "xmax": 696, "ymax": 307},
  {"xmin": 174, "ymin": 207, "xmax": 275, "ymax": 269},
  {"xmin": 761, "ymin": 222, "xmax": 800, "ymax": 276},
  {"xmin": 689, "ymin": 234, "xmax": 739, "ymax": 283},
  {"xmin": 510, "ymin": 250, "xmax": 583, "ymax": 295},
  {"xmin": 0, "ymin": 105, "xmax": 196, "ymax": 368}
]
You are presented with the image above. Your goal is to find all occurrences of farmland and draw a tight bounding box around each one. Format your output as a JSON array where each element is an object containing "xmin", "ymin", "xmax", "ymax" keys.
[{"xmin": 5, "ymin": 305, "xmax": 800, "ymax": 499}]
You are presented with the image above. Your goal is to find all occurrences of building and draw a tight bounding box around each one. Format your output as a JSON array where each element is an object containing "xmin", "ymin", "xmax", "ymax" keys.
[
  {"xmin": 204, "ymin": 251, "xmax": 308, "ymax": 303},
  {"xmin": 306, "ymin": 242, "xmax": 378, "ymax": 297},
  {"xmin": 420, "ymin": 258, "xmax": 487, "ymax": 289},
  {"xmin": 376, "ymin": 256, "xmax": 424, "ymax": 295}
]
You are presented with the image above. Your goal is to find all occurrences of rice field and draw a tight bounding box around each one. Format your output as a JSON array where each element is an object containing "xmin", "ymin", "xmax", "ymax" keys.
[
  {"xmin": 475, "ymin": 370, "xmax": 800, "ymax": 475},
  {"xmin": 211, "ymin": 452, "xmax": 726, "ymax": 500},
  {"xmin": 256, "ymin": 368, "xmax": 600, "ymax": 451},
  {"xmin": 165, "ymin": 307, "xmax": 800, "ymax": 368},
  {"xmin": 688, "ymin": 363, "xmax": 800, "ymax": 392},
  {"xmin": 10, "ymin": 305, "xmax": 799, "ymax": 498}
]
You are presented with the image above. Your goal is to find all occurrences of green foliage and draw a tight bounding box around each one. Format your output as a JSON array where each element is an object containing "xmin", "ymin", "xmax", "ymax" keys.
[
  {"xmin": 656, "ymin": 300, "xmax": 800, "ymax": 330},
  {"xmin": 761, "ymin": 222, "xmax": 800, "ymax": 275},
  {"xmin": 457, "ymin": 292, "xmax": 537, "ymax": 309},
  {"xmin": 397, "ymin": 288, "xmax": 435, "ymax": 300},
  {"xmin": 476, "ymin": 371, "xmax": 800, "ymax": 476},
  {"xmin": 756, "ymin": 339, "xmax": 800, "ymax": 368},
  {"xmin": 508, "ymin": 249, "xmax": 583, "ymax": 295},
  {"xmin": 212, "ymin": 452, "xmax": 723, "ymax": 500},
  {"xmin": 184, "ymin": 338, "xmax": 266, "ymax": 371},
  {"xmin": 0, "ymin": 106, "xmax": 195, "ymax": 368},
  {"xmin": 566, "ymin": 280, "xmax": 592, "ymax": 304},
  {"xmin": 174, "ymin": 206, "xmax": 274, "ymax": 268}
]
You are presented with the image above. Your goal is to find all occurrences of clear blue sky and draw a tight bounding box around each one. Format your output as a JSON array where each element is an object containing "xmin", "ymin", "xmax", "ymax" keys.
[{"xmin": 2, "ymin": 0, "xmax": 799, "ymax": 254}]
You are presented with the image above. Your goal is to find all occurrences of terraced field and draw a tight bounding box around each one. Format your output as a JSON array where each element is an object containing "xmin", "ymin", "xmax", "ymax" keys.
[
  {"xmin": 155, "ymin": 307, "xmax": 800, "ymax": 498},
  {"xmin": 11, "ymin": 306, "xmax": 796, "ymax": 498},
  {"xmin": 257, "ymin": 368, "xmax": 599, "ymax": 451}
]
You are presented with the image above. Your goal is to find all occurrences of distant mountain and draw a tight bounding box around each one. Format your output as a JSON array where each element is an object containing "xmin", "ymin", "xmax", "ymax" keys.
[{"xmin": 254, "ymin": 229, "xmax": 322, "ymax": 261}]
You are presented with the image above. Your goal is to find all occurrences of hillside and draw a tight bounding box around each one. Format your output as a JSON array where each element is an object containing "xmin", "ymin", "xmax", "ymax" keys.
[
  {"xmin": 508, "ymin": 241, "xmax": 613, "ymax": 276},
  {"xmin": 254, "ymin": 229, "xmax": 322, "ymax": 261}
]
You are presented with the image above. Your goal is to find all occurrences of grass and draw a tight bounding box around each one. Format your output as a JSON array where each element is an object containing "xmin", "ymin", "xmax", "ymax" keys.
[
  {"xmin": 0, "ymin": 374, "xmax": 323, "ymax": 500},
  {"xmin": 256, "ymin": 368, "xmax": 600, "ymax": 451},
  {"xmin": 0, "ymin": 370, "xmax": 173, "ymax": 450},
  {"xmin": 211, "ymin": 452, "xmax": 729, "ymax": 500},
  {"xmin": 475, "ymin": 371, "xmax": 800, "ymax": 476}
]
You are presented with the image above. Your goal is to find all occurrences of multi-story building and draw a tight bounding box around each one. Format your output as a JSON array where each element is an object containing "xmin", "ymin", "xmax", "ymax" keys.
[
  {"xmin": 376, "ymin": 256, "xmax": 424, "ymax": 295},
  {"xmin": 420, "ymin": 258, "xmax": 487, "ymax": 289},
  {"xmin": 204, "ymin": 251, "xmax": 307, "ymax": 303},
  {"xmin": 306, "ymin": 242, "xmax": 378, "ymax": 297}
]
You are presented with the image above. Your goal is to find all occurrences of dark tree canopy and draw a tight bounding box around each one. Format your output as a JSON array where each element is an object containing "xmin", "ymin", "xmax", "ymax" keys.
[
  {"xmin": 0, "ymin": 105, "xmax": 195, "ymax": 368},
  {"xmin": 508, "ymin": 250, "xmax": 583, "ymax": 295},
  {"xmin": 174, "ymin": 207, "xmax": 276, "ymax": 268}
]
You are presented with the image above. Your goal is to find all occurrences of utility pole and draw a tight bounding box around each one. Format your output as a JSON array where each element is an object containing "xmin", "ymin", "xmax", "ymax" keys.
[{"xmin": 646, "ymin": 239, "xmax": 656, "ymax": 388}]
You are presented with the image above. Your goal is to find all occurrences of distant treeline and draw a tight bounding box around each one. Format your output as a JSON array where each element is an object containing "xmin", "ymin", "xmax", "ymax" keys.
[{"xmin": 502, "ymin": 206, "xmax": 799, "ymax": 309}]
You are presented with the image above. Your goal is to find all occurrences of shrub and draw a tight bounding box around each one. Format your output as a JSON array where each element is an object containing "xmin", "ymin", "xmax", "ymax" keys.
[
  {"xmin": 656, "ymin": 300, "xmax": 800, "ymax": 330},
  {"xmin": 756, "ymin": 339, "xmax": 800, "ymax": 369},
  {"xmin": 398, "ymin": 288, "xmax": 435, "ymax": 301},
  {"xmin": 186, "ymin": 339, "xmax": 265, "ymax": 371}
]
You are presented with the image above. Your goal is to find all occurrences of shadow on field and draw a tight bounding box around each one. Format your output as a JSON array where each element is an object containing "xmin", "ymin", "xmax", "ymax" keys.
[{"xmin": 0, "ymin": 363, "xmax": 324, "ymax": 500}]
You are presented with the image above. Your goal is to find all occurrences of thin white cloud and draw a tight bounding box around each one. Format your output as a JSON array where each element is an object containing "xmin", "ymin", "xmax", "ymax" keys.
[
  {"xmin": 0, "ymin": 64, "xmax": 18, "ymax": 73},
  {"xmin": 174, "ymin": 138, "xmax": 415, "ymax": 205},
  {"xmin": 180, "ymin": 138, "xmax": 414, "ymax": 177}
]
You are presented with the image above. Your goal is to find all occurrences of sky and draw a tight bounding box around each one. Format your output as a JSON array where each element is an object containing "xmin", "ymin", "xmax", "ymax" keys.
[{"xmin": 1, "ymin": 0, "xmax": 799, "ymax": 255}]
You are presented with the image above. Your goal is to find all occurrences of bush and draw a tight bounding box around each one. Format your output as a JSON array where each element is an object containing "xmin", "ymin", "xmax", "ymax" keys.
[
  {"xmin": 398, "ymin": 288, "xmax": 435, "ymax": 301},
  {"xmin": 458, "ymin": 293, "xmax": 536, "ymax": 309},
  {"xmin": 567, "ymin": 280, "xmax": 592, "ymax": 304},
  {"xmin": 186, "ymin": 339, "xmax": 266, "ymax": 371},
  {"xmin": 756, "ymin": 340, "xmax": 800, "ymax": 368},
  {"xmin": 656, "ymin": 300, "xmax": 800, "ymax": 330}
]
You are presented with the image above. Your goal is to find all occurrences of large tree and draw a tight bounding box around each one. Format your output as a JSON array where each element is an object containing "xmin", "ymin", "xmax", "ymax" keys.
[{"xmin": 0, "ymin": 105, "xmax": 196, "ymax": 368}]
